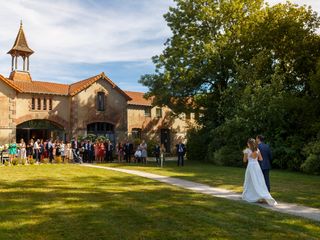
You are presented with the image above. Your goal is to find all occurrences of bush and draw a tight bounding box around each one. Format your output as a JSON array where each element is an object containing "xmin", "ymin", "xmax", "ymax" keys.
[
  {"xmin": 4, "ymin": 160, "xmax": 9, "ymax": 166},
  {"xmin": 55, "ymin": 156, "xmax": 62, "ymax": 164},
  {"xmin": 301, "ymin": 154, "xmax": 320, "ymax": 175},
  {"xmin": 29, "ymin": 158, "xmax": 35, "ymax": 165},
  {"xmin": 186, "ymin": 128, "xmax": 211, "ymax": 162},
  {"xmin": 147, "ymin": 139, "xmax": 157, "ymax": 157},
  {"xmin": 12, "ymin": 158, "xmax": 19, "ymax": 166},
  {"xmin": 41, "ymin": 158, "xmax": 49, "ymax": 164},
  {"xmin": 21, "ymin": 158, "xmax": 27, "ymax": 165},
  {"xmin": 301, "ymin": 140, "xmax": 320, "ymax": 175},
  {"xmin": 210, "ymin": 146, "xmax": 243, "ymax": 167}
]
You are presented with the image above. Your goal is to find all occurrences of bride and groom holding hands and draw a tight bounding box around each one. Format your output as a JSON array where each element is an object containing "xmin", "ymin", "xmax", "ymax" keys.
[{"xmin": 242, "ymin": 135, "xmax": 277, "ymax": 206}]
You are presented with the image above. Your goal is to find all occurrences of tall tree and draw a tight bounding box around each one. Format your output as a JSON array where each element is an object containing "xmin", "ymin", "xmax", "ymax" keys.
[{"xmin": 140, "ymin": 0, "xmax": 320, "ymax": 171}]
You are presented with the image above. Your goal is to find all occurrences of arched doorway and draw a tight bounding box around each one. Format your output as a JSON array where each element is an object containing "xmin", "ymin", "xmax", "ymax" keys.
[
  {"xmin": 16, "ymin": 120, "xmax": 65, "ymax": 142},
  {"xmin": 87, "ymin": 122, "xmax": 115, "ymax": 143}
]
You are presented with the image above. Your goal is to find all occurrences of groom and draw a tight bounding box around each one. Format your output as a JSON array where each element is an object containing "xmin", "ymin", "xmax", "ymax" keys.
[{"xmin": 256, "ymin": 135, "xmax": 272, "ymax": 192}]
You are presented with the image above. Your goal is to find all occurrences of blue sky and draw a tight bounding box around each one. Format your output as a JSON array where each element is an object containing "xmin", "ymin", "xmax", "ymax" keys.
[{"xmin": 0, "ymin": 0, "xmax": 319, "ymax": 92}]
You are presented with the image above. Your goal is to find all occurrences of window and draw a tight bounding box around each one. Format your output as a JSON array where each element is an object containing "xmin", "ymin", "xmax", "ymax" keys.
[
  {"xmin": 132, "ymin": 128, "xmax": 142, "ymax": 139},
  {"xmin": 31, "ymin": 97, "xmax": 35, "ymax": 110},
  {"xmin": 97, "ymin": 92, "xmax": 105, "ymax": 111},
  {"xmin": 43, "ymin": 98, "xmax": 47, "ymax": 110},
  {"xmin": 49, "ymin": 99, "xmax": 52, "ymax": 110},
  {"xmin": 37, "ymin": 98, "xmax": 41, "ymax": 110},
  {"xmin": 144, "ymin": 107, "xmax": 151, "ymax": 117},
  {"xmin": 156, "ymin": 108, "xmax": 162, "ymax": 118}
]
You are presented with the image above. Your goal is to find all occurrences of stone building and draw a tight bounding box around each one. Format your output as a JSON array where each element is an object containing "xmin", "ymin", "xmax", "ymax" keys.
[{"xmin": 0, "ymin": 23, "xmax": 196, "ymax": 152}]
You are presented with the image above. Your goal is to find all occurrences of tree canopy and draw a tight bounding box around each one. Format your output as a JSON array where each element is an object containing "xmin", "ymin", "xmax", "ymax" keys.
[{"xmin": 140, "ymin": 0, "xmax": 320, "ymax": 173}]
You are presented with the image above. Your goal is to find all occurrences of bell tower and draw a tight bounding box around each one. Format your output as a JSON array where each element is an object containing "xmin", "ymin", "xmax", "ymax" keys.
[{"xmin": 7, "ymin": 21, "xmax": 34, "ymax": 82}]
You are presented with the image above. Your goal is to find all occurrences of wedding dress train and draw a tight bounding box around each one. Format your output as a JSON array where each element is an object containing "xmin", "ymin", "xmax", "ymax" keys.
[{"xmin": 242, "ymin": 149, "xmax": 277, "ymax": 206}]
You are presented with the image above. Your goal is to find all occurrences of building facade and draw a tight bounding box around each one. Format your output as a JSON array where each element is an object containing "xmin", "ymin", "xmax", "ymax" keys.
[{"xmin": 0, "ymin": 23, "xmax": 196, "ymax": 152}]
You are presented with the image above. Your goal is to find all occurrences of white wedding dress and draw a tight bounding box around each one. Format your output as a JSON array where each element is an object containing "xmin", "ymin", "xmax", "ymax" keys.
[{"xmin": 242, "ymin": 149, "xmax": 277, "ymax": 206}]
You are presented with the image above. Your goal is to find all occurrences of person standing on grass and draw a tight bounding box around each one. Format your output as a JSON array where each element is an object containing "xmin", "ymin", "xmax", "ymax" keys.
[
  {"xmin": 140, "ymin": 140, "xmax": 148, "ymax": 164},
  {"xmin": 8, "ymin": 139, "xmax": 17, "ymax": 164},
  {"xmin": 256, "ymin": 135, "xmax": 272, "ymax": 192},
  {"xmin": 47, "ymin": 138, "xmax": 54, "ymax": 163},
  {"xmin": 19, "ymin": 138, "xmax": 26, "ymax": 160},
  {"xmin": 242, "ymin": 138, "xmax": 277, "ymax": 206},
  {"xmin": 33, "ymin": 139, "xmax": 40, "ymax": 164},
  {"xmin": 26, "ymin": 139, "xmax": 34, "ymax": 163},
  {"xmin": 116, "ymin": 142, "xmax": 124, "ymax": 163},
  {"xmin": 160, "ymin": 143, "xmax": 166, "ymax": 167},
  {"xmin": 176, "ymin": 140, "xmax": 186, "ymax": 166},
  {"xmin": 154, "ymin": 143, "xmax": 161, "ymax": 166}
]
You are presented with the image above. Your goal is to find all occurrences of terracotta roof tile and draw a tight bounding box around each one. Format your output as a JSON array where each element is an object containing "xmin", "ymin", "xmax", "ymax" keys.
[
  {"xmin": 125, "ymin": 91, "xmax": 152, "ymax": 106},
  {"xmin": 0, "ymin": 74, "xmax": 22, "ymax": 92},
  {"xmin": 1, "ymin": 72, "xmax": 133, "ymax": 99},
  {"xmin": 12, "ymin": 81, "xmax": 69, "ymax": 95},
  {"xmin": 69, "ymin": 72, "xmax": 131, "ymax": 100},
  {"xmin": 69, "ymin": 73, "xmax": 102, "ymax": 96}
]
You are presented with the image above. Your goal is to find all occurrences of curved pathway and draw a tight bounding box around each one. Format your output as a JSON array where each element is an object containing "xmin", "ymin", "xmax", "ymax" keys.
[{"xmin": 82, "ymin": 164, "xmax": 320, "ymax": 222}]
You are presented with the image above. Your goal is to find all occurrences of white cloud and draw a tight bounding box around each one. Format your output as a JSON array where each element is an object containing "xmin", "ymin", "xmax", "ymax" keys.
[
  {"xmin": 0, "ymin": 0, "xmax": 173, "ymax": 79},
  {"xmin": 0, "ymin": 0, "xmax": 318, "ymax": 90}
]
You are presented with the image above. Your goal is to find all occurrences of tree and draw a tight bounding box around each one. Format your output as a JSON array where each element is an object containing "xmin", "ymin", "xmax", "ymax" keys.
[{"xmin": 140, "ymin": 0, "xmax": 320, "ymax": 171}]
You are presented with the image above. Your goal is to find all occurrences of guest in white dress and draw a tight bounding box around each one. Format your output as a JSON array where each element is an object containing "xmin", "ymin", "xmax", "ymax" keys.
[{"xmin": 242, "ymin": 138, "xmax": 277, "ymax": 206}]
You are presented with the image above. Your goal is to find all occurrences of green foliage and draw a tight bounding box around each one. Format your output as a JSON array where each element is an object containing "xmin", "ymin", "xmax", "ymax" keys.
[
  {"xmin": 29, "ymin": 158, "xmax": 35, "ymax": 165},
  {"xmin": 41, "ymin": 158, "xmax": 49, "ymax": 164},
  {"xmin": 12, "ymin": 158, "xmax": 19, "ymax": 166},
  {"xmin": 186, "ymin": 128, "xmax": 210, "ymax": 162},
  {"xmin": 141, "ymin": 0, "xmax": 320, "ymax": 174},
  {"xmin": 301, "ymin": 141, "xmax": 320, "ymax": 175},
  {"xmin": 85, "ymin": 134, "xmax": 97, "ymax": 141},
  {"xmin": 147, "ymin": 139, "xmax": 158, "ymax": 157},
  {"xmin": 96, "ymin": 135, "xmax": 108, "ymax": 142},
  {"xmin": 210, "ymin": 146, "xmax": 243, "ymax": 167},
  {"xmin": 55, "ymin": 156, "xmax": 62, "ymax": 164},
  {"xmin": 132, "ymin": 138, "xmax": 141, "ymax": 149}
]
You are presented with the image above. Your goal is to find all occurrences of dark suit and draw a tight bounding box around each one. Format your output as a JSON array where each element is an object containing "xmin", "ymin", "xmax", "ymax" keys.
[
  {"xmin": 124, "ymin": 143, "xmax": 133, "ymax": 163},
  {"xmin": 176, "ymin": 143, "xmax": 186, "ymax": 166},
  {"xmin": 154, "ymin": 145, "xmax": 160, "ymax": 165},
  {"xmin": 258, "ymin": 142, "xmax": 272, "ymax": 192},
  {"xmin": 106, "ymin": 143, "xmax": 114, "ymax": 162},
  {"xmin": 71, "ymin": 140, "xmax": 82, "ymax": 163}
]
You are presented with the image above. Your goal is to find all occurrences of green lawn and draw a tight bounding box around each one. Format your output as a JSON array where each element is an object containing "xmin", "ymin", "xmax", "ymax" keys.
[
  {"xmin": 103, "ymin": 161, "xmax": 320, "ymax": 209},
  {"xmin": 0, "ymin": 164, "xmax": 319, "ymax": 240}
]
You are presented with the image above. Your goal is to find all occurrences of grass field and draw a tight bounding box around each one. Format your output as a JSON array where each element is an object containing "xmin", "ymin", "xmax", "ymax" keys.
[
  {"xmin": 103, "ymin": 161, "xmax": 320, "ymax": 209},
  {"xmin": 0, "ymin": 164, "xmax": 319, "ymax": 240}
]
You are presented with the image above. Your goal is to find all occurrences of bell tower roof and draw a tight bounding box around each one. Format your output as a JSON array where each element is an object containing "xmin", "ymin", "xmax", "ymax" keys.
[{"xmin": 7, "ymin": 21, "xmax": 34, "ymax": 56}]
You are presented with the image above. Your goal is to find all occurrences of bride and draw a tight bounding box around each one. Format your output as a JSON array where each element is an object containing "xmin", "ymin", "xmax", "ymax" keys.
[{"xmin": 242, "ymin": 138, "xmax": 277, "ymax": 206}]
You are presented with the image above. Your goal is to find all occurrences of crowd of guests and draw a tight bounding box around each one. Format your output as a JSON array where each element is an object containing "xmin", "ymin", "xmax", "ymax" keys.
[{"xmin": 1, "ymin": 136, "xmax": 187, "ymax": 166}]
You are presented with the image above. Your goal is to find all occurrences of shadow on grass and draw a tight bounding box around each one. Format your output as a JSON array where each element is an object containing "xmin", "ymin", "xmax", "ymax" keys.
[
  {"xmin": 103, "ymin": 161, "xmax": 320, "ymax": 209},
  {"xmin": 0, "ymin": 166, "xmax": 319, "ymax": 240}
]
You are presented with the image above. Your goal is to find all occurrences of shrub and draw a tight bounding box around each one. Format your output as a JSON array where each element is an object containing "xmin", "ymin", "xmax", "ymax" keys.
[
  {"xmin": 210, "ymin": 146, "xmax": 243, "ymax": 167},
  {"xmin": 301, "ymin": 154, "xmax": 320, "ymax": 175},
  {"xmin": 12, "ymin": 158, "xmax": 19, "ymax": 166},
  {"xmin": 186, "ymin": 127, "xmax": 211, "ymax": 162},
  {"xmin": 301, "ymin": 140, "xmax": 320, "ymax": 175},
  {"xmin": 21, "ymin": 158, "xmax": 27, "ymax": 165},
  {"xmin": 4, "ymin": 161, "xmax": 9, "ymax": 166},
  {"xmin": 41, "ymin": 158, "xmax": 49, "ymax": 164},
  {"xmin": 29, "ymin": 158, "xmax": 35, "ymax": 165},
  {"xmin": 55, "ymin": 156, "xmax": 62, "ymax": 164},
  {"xmin": 147, "ymin": 139, "xmax": 157, "ymax": 157}
]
